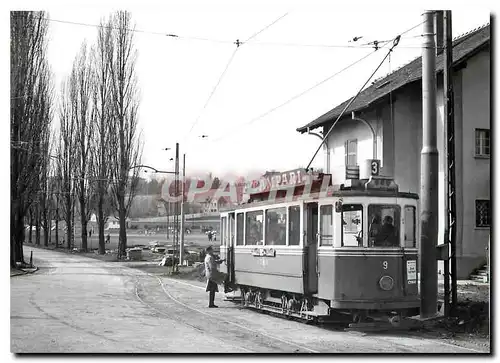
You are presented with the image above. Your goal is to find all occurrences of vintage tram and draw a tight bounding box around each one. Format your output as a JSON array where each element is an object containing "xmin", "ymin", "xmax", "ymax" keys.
[{"xmin": 219, "ymin": 164, "xmax": 420, "ymax": 324}]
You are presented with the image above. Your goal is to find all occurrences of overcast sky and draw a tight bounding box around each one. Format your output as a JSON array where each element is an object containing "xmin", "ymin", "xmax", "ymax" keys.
[{"xmin": 16, "ymin": 2, "xmax": 493, "ymax": 180}]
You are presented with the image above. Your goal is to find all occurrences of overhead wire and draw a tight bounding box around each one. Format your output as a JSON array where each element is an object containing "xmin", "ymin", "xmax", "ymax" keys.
[
  {"xmin": 14, "ymin": 13, "xmax": 430, "ymax": 50},
  {"xmin": 208, "ymin": 44, "xmax": 390, "ymax": 144},
  {"xmin": 201, "ymin": 18, "xmax": 428, "ymax": 146},
  {"xmin": 183, "ymin": 12, "xmax": 289, "ymax": 141},
  {"xmin": 185, "ymin": 47, "xmax": 239, "ymax": 137},
  {"xmin": 305, "ymin": 35, "xmax": 402, "ymax": 170},
  {"xmin": 242, "ymin": 12, "xmax": 289, "ymax": 43},
  {"xmin": 21, "ymin": 13, "xmax": 429, "ymax": 160}
]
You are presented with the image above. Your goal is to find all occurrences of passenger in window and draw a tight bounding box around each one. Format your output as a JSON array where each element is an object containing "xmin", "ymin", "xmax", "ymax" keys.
[
  {"xmin": 369, "ymin": 215, "xmax": 382, "ymax": 246},
  {"xmin": 375, "ymin": 216, "xmax": 398, "ymax": 247},
  {"xmin": 267, "ymin": 213, "xmax": 284, "ymax": 245},
  {"xmin": 249, "ymin": 223, "xmax": 260, "ymax": 245}
]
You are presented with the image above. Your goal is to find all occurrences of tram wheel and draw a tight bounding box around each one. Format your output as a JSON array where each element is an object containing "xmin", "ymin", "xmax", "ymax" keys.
[
  {"xmin": 389, "ymin": 315, "xmax": 401, "ymax": 327},
  {"xmin": 280, "ymin": 295, "xmax": 286, "ymax": 313},
  {"xmin": 255, "ymin": 291, "xmax": 263, "ymax": 309},
  {"xmin": 352, "ymin": 312, "xmax": 367, "ymax": 324}
]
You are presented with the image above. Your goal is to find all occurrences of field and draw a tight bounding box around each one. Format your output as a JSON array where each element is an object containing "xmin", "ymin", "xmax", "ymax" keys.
[{"xmin": 71, "ymin": 230, "xmax": 219, "ymax": 253}]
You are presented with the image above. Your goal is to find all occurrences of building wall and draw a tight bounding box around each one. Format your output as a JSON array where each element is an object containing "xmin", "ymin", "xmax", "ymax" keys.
[
  {"xmin": 324, "ymin": 109, "xmax": 383, "ymax": 185},
  {"xmin": 321, "ymin": 48, "xmax": 490, "ymax": 278},
  {"xmin": 391, "ymin": 84, "xmax": 422, "ymax": 195},
  {"xmin": 456, "ymin": 49, "xmax": 490, "ymax": 276}
]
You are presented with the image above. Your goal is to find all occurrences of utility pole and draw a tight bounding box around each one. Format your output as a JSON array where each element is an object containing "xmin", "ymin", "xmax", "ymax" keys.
[
  {"xmin": 172, "ymin": 142, "xmax": 180, "ymax": 273},
  {"xmin": 166, "ymin": 200, "xmax": 170, "ymax": 240},
  {"xmin": 435, "ymin": 10, "xmax": 450, "ymax": 316},
  {"xmin": 180, "ymin": 153, "xmax": 186, "ymax": 266},
  {"xmin": 420, "ymin": 10, "xmax": 439, "ymax": 318},
  {"xmin": 443, "ymin": 10, "xmax": 457, "ymax": 317}
]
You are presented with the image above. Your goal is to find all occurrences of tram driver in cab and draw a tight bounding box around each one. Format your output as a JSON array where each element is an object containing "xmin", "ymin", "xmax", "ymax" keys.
[{"xmin": 370, "ymin": 214, "xmax": 398, "ymax": 247}]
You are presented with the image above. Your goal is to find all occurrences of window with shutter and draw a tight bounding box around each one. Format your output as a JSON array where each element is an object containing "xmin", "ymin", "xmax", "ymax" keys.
[
  {"xmin": 475, "ymin": 129, "xmax": 490, "ymax": 157},
  {"xmin": 345, "ymin": 139, "xmax": 358, "ymax": 166}
]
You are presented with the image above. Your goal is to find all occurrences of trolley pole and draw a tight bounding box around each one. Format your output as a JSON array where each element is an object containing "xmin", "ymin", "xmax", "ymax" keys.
[
  {"xmin": 420, "ymin": 10, "xmax": 439, "ymax": 319},
  {"xmin": 180, "ymin": 153, "xmax": 186, "ymax": 266}
]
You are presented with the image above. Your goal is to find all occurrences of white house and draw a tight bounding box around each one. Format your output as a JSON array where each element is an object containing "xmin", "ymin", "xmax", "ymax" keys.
[{"xmin": 297, "ymin": 25, "xmax": 490, "ymax": 279}]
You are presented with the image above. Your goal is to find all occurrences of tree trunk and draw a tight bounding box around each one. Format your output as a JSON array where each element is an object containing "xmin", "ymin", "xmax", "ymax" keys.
[
  {"xmin": 119, "ymin": 200, "xmax": 127, "ymax": 259},
  {"xmin": 11, "ymin": 236, "xmax": 16, "ymax": 268},
  {"xmin": 11, "ymin": 212, "xmax": 20, "ymax": 267},
  {"xmin": 12, "ymin": 211, "xmax": 25, "ymax": 265},
  {"xmin": 97, "ymin": 196, "xmax": 106, "ymax": 255},
  {"xmin": 80, "ymin": 197, "xmax": 88, "ymax": 252},
  {"xmin": 55, "ymin": 207, "xmax": 59, "ymax": 248},
  {"xmin": 66, "ymin": 196, "xmax": 72, "ymax": 250},
  {"xmin": 71, "ymin": 204, "xmax": 75, "ymax": 249},
  {"xmin": 43, "ymin": 210, "xmax": 49, "ymax": 247},
  {"xmin": 29, "ymin": 210, "xmax": 33, "ymax": 244},
  {"xmin": 35, "ymin": 206, "xmax": 41, "ymax": 246}
]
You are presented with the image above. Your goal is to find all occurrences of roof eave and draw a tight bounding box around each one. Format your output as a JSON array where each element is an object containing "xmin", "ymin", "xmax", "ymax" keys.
[{"xmin": 297, "ymin": 31, "xmax": 489, "ymax": 133}]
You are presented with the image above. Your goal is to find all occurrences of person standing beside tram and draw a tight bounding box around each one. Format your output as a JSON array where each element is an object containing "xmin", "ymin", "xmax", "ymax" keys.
[{"xmin": 204, "ymin": 246, "xmax": 225, "ymax": 308}]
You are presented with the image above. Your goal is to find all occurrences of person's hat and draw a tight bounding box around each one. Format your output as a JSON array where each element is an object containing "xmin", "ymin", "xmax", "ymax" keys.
[{"xmin": 206, "ymin": 246, "xmax": 213, "ymax": 252}]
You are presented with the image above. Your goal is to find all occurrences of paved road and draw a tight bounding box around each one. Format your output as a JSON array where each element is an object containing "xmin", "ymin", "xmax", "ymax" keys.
[{"xmin": 11, "ymin": 248, "xmax": 488, "ymax": 353}]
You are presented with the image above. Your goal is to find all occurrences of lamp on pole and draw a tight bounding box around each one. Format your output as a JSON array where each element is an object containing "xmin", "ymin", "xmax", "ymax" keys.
[
  {"xmin": 129, "ymin": 163, "xmax": 176, "ymax": 260},
  {"xmin": 164, "ymin": 145, "xmax": 188, "ymax": 270},
  {"xmin": 130, "ymin": 160, "xmax": 182, "ymax": 272}
]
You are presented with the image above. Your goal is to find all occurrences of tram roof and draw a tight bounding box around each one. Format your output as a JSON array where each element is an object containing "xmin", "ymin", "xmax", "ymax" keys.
[{"xmin": 220, "ymin": 189, "xmax": 418, "ymax": 212}]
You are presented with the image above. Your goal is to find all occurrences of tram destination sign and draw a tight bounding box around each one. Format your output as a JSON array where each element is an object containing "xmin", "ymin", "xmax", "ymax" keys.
[
  {"xmin": 364, "ymin": 176, "xmax": 399, "ymax": 192},
  {"xmin": 247, "ymin": 168, "xmax": 322, "ymax": 194}
]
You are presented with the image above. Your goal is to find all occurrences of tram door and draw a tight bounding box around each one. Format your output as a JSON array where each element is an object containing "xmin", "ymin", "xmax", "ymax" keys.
[
  {"xmin": 227, "ymin": 213, "xmax": 236, "ymax": 283},
  {"xmin": 220, "ymin": 216, "xmax": 228, "ymax": 276},
  {"xmin": 305, "ymin": 202, "xmax": 319, "ymax": 294}
]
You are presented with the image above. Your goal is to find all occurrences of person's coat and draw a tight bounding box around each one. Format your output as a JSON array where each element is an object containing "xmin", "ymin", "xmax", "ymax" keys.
[{"xmin": 204, "ymin": 254, "xmax": 225, "ymax": 284}]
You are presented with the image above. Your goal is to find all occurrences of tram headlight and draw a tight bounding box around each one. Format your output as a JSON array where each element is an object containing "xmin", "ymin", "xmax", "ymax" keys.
[{"xmin": 379, "ymin": 276, "xmax": 394, "ymax": 291}]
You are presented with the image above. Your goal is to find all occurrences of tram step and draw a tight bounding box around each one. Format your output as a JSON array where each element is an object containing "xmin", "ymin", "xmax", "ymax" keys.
[
  {"xmin": 223, "ymin": 295, "xmax": 242, "ymax": 302},
  {"xmin": 470, "ymin": 274, "xmax": 488, "ymax": 283}
]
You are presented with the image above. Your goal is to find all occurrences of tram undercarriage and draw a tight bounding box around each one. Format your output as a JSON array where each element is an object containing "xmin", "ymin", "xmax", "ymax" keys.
[{"xmin": 224, "ymin": 285, "xmax": 422, "ymax": 330}]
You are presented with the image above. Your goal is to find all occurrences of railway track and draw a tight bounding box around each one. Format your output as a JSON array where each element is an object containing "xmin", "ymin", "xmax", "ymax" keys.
[
  {"xmin": 134, "ymin": 273, "xmax": 319, "ymax": 353},
  {"xmin": 155, "ymin": 275, "xmax": 487, "ymax": 353},
  {"xmin": 132, "ymin": 276, "xmax": 253, "ymax": 353},
  {"xmin": 14, "ymin": 248, "xmax": 488, "ymax": 353}
]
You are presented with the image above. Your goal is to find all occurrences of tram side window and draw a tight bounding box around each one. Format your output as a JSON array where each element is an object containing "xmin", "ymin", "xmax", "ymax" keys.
[
  {"xmin": 320, "ymin": 205, "xmax": 333, "ymax": 246},
  {"xmin": 220, "ymin": 217, "xmax": 226, "ymax": 246},
  {"xmin": 341, "ymin": 204, "xmax": 363, "ymax": 247},
  {"xmin": 404, "ymin": 206, "xmax": 416, "ymax": 248},
  {"xmin": 236, "ymin": 213, "xmax": 244, "ymax": 245},
  {"xmin": 265, "ymin": 208, "xmax": 286, "ymax": 246},
  {"xmin": 368, "ymin": 204, "xmax": 401, "ymax": 247},
  {"xmin": 288, "ymin": 206, "xmax": 301, "ymax": 246},
  {"xmin": 246, "ymin": 210, "xmax": 264, "ymax": 245}
]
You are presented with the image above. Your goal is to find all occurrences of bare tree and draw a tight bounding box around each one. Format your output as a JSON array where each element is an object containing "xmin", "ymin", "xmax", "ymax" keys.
[
  {"xmin": 37, "ymin": 66, "xmax": 55, "ymax": 247},
  {"xmin": 10, "ymin": 11, "xmax": 53, "ymax": 267},
  {"xmin": 91, "ymin": 18, "xmax": 114, "ymax": 255},
  {"xmin": 57, "ymin": 76, "xmax": 78, "ymax": 250},
  {"xmin": 72, "ymin": 43, "xmax": 95, "ymax": 252},
  {"xmin": 107, "ymin": 11, "xmax": 142, "ymax": 258},
  {"xmin": 38, "ymin": 124, "xmax": 54, "ymax": 247}
]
